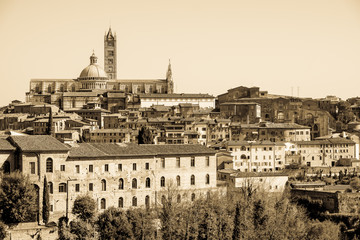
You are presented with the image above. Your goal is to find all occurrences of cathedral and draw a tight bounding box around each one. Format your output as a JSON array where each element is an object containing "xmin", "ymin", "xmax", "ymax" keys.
[{"xmin": 26, "ymin": 28, "xmax": 174, "ymax": 112}]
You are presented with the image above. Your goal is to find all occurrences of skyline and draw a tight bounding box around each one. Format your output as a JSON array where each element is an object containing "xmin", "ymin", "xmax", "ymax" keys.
[{"xmin": 1, "ymin": 0, "xmax": 360, "ymax": 106}]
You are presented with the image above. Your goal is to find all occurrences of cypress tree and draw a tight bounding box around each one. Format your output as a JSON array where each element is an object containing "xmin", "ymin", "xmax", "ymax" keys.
[
  {"xmin": 232, "ymin": 202, "xmax": 241, "ymax": 240},
  {"xmin": 42, "ymin": 176, "xmax": 50, "ymax": 224},
  {"xmin": 46, "ymin": 108, "xmax": 53, "ymax": 136}
]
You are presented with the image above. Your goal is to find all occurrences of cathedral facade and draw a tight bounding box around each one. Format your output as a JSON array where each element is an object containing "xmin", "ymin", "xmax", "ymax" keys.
[{"xmin": 26, "ymin": 28, "xmax": 174, "ymax": 112}]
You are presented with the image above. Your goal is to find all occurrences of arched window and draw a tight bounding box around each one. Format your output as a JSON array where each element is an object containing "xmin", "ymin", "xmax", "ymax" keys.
[
  {"xmin": 101, "ymin": 198, "xmax": 106, "ymax": 209},
  {"xmin": 132, "ymin": 196, "xmax": 137, "ymax": 207},
  {"xmin": 145, "ymin": 178, "xmax": 151, "ymax": 188},
  {"xmin": 132, "ymin": 178, "xmax": 137, "ymax": 189},
  {"xmin": 119, "ymin": 178, "xmax": 124, "ymax": 190},
  {"xmin": 47, "ymin": 84, "xmax": 52, "ymax": 93},
  {"xmin": 191, "ymin": 175, "xmax": 195, "ymax": 185},
  {"xmin": 101, "ymin": 179, "xmax": 106, "ymax": 191},
  {"xmin": 206, "ymin": 174, "xmax": 210, "ymax": 185},
  {"xmin": 145, "ymin": 195, "xmax": 150, "ymax": 209},
  {"xmin": 160, "ymin": 177, "xmax": 165, "ymax": 187},
  {"xmin": 241, "ymin": 146, "xmax": 246, "ymax": 151},
  {"xmin": 60, "ymin": 84, "xmax": 64, "ymax": 92},
  {"xmin": 3, "ymin": 161, "xmax": 10, "ymax": 174},
  {"xmin": 240, "ymin": 154, "xmax": 247, "ymax": 160},
  {"xmin": 46, "ymin": 158, "xmax": 53, "ymax": 173},
  {"xmin": 118, "ymin": 197, "xmax": 124, "ymax": 208},
  {"xmin": 191, "ymin": 193, "xmax": 195, "ymax": 202},
  {"xmin": 177, "ymin": 194, "xmax": 181, "ymax": 203},
  {"xmin": 176, "ymin": 175, "xmax": 181, "ymax": 186},
  {"xmin": 59, "ymin": 183, "xmax": 67, "ymax": 193},
  {"xmin": 48, "ymin": 182, "xmax": 53, "ymax": 194}
]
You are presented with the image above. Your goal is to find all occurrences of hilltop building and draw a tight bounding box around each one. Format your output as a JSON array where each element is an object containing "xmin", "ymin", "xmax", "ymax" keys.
[{"xmin": 0, "ymin": 135, "xmax": 217, "ymax": 223}]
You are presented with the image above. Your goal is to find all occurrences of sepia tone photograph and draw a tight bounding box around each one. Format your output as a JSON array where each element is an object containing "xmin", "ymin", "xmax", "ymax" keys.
[{"xmin": 1, "ymin": 0, "xmax": 360, "ymax": 239}]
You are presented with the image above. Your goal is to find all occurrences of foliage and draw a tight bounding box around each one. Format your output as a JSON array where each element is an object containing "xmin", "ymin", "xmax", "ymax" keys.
[
  {"xmin": 42, "ymin": 176, "xmax": 50, "ymax": 224},
  {"xmin": 0, "ymin": 221, "xmax": 7, "ymax": 240},
  {"xmin": 96, "ymin": 207, "xmax": 134, "ymax": 240},
  {"xmin": 0, "ymin": 171, "xmax": 37, "ymax": 224},
  {"xmin": 126, "ymin": 208, "xmax": 156, "ymax": 240},
  {"xmin": 72, "ymin": 195, "xmax": 97, "ymax": 222},
  {"xmin": 58, "ymin": 216, "xmax": 76, "ymax": 240},
  {"xmin": 138, "ymin": 127, "xmax": 154, "ymax": 144},
  {"xmin": 70, "ymin": 219, "xmax": 96, "ymax": 240},
  {"xmin": 306, "ymin": 220, "xmax": 340, "ymax": 240},
  {"xmin": 350, "ymin": 178, "xmax": 360, "ymax": 191}
]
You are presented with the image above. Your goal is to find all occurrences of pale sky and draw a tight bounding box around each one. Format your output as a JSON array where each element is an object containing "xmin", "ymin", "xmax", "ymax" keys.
[{"xmin": 1, "ymin": 0, "xmax": 360, "ymax": 106}]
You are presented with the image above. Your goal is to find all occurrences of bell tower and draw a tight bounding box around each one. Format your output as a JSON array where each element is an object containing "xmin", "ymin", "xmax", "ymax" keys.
[
  {"xmin": 166, "ymin": 59, "xmax": 174, "ymax": 93},
  {"xmin": 104, "ymin": 27, "xmax": 117, "ymax": 79}
]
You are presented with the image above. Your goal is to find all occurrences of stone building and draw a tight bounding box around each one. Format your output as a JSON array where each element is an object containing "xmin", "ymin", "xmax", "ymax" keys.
[
  {"xmin": 0, "ymin": 135, "xmax": 217, "ymax": 223},
  {"xmin": 289, "ymin": 138, "xmax": 357, "ymax": 167},
  {"xmin": 26, "ymin": 28, "xmax": 174, "ymax": 113},
  {"xmin": 211, "ymin": 140, "xmax": 286, "ymax": 172}
]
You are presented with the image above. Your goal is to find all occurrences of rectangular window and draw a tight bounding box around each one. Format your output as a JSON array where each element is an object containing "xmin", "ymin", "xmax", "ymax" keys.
[
  {"xmin": 60, "ymin": 165, "xmax": 65, "ymax": 171},
  {"xmin": 105, "ymin": 164, "xmax": 109, "ymax": 172},
  {"xmin": 75, "ymin": 184, "xmax": 80, "ymax": 192},
  {"xmin": 75, "ymin": 165, "xmax": 80, "ymax": 174},
  {"xmin": 206, "ymin": 156, "xmax": 210, "ymax": 166},
  {"xmin": 30, "ymin": 162, "xmax": 35, "ymax": 174},
  {"xmin": 89, "ymin": 165, "xmax": 93, "ymax": 172},
  {"xmin": 50, "ymin": 205, "xmax": 53, "ymax": 212},
  {"xmin": 133, "ymin": 163, "xmax": 137, "ymax": 171},
  {"xmin": 89, "ymin": 183, "xmax": 93, "ymax": 191},
  {"xmin": 191, "ymin": 157, "xmax": 195, "ymax": 167},
  {"xmin": 145, "ymin": 162, "xmax": 150, "ymax": 170},
  {"xmin": 118, "ymin": 164, "xmax": 122, "ymax": 171},
  {"xmin": 161, "ymin": 158, "xmax": 165, "ymax": 168},
  {"xmin": 176, "ymin": 157, "xmax": 180, "ymax": 168}
]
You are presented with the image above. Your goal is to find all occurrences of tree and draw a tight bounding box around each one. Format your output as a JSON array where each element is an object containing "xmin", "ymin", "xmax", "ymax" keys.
[
  {"xmin": 0, "ymin": 221, "xmax": 7, "ymax": 240},
  {"xmin": 0, "ymin": 171, "xmax": 37, "ymax": 224},
  {"xmin": 70, "ymin": 219, "xmax": 96, "ymax": 240},
  {"xmin": 42, "ymin": 176, "xmax": 50, "ymax": 224},
  {"xmin": 138, "ymin": 127, "xmax": 154, "ymax": 144},
  {"xmin": 126, "ymin": 208, "xmax": 156, "ymax": 240},
  {"xmin": 232, "ymin": 202, "xmax": 241, "ymax": 240},
  {"xmin": 58, "ymin": 216, "xmax": 75, "ymax": 240},
  {"xmin": 46, "ymin": 109, "xmax": 53, "ymax": 136},
  {"xmin": 96, "ymin": 207, "xmax": 134, "ymax": 240},
  {"xmin": 350, "ymin": 178, "xmax": 360, "ymax": 191},
  {"xmin": 72, "ymin": 195, "xmax": 97, "ymax": 222}
]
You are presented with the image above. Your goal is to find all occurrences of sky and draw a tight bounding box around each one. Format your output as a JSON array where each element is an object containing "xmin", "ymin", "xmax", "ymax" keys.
[{"xmin": 1, "ymin": 0, "xmax": 360, "ymax": 106}]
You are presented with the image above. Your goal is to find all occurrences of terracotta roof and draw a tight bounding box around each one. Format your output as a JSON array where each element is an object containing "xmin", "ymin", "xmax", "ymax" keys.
[
  {"xmin": 8, "ymin": 135, "xmax": 70, "ymax": 152},
  {"xmin": 139, "ymin": 93, "xmax": 215, "ymax": 98},
  {"xmin": 69, "ymin": 143, "xmax": 215, "ymax": 158},
  {"xmin": 0, "ymin": 139, "xmax": 16, "ymax": 151}
]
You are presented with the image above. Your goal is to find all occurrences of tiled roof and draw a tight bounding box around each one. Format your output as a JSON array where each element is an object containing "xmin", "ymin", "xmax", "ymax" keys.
[
  {"xmin": 107, "ymin": 92, "xmax": 126, "ymax": 98},
  {"xmin": 63, "ymin": 92, "xmax": 99, "ymax": 97},
  {"xmin": 139, "ymin": 93, "xmax": 215, "ymax": 98},
  {"xmin": 69, "ymin": 143, "xmax": 216, "ymax": 158},
  {"xmin": 294, "ymin": 138, "xmax": 355, "ymax": 145},
  {"xmin": 0, "ymin": 139, "xmax": 16, "ymax": 151},
  {"xmin": 9, "ymin": 135, "xmax": 70, "ymax": 152}
]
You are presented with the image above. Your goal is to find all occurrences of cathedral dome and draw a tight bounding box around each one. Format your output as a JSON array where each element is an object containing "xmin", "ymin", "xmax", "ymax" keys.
[{"xmin": 78, "ymin": 53, "xmax": 108, "ymax": 80}]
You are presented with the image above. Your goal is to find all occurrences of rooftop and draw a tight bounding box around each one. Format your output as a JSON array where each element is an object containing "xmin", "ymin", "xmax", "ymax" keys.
[
  {"xmin": 69, "ymin": 143, "xmax": 216, "ymax": 158},
  {"xmin": 8, "ymin": 135, "xmax": 70, "ymax": 152}
]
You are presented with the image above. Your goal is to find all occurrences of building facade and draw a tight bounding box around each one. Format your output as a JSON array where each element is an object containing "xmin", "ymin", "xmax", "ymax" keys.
[{"xmin": 0, "ymin": 136, "xmax": 217, "ymax": 223}]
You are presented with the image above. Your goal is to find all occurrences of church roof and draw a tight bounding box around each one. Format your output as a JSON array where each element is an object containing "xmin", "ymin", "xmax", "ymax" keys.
[{"xmin": 78, "ymin": 53, "xmax": 108, "ymax": 80}]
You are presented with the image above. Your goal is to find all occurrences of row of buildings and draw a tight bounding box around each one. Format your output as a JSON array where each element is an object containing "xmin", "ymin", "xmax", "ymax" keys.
[{"xmin": 0, "ymin": 135, "xmax": 217, "ymax": 223}]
